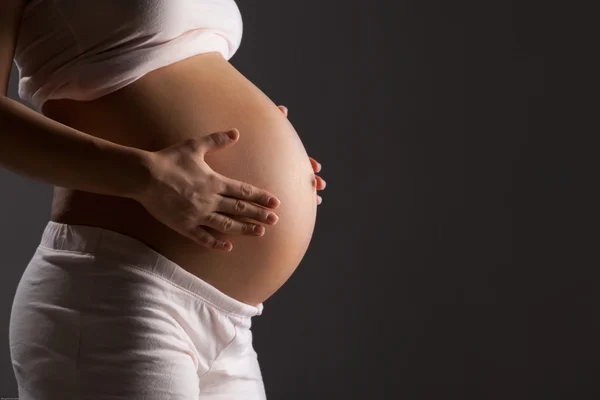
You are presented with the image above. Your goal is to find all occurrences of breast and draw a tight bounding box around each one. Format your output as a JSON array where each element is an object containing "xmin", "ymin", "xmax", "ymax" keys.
[
  {"xmin": 16, "ymin": 0, "xmax": 243, "ymax": 111},
  {"xmin": 43, "ymin": 52, "xmax": 317, "ymax": 306}
]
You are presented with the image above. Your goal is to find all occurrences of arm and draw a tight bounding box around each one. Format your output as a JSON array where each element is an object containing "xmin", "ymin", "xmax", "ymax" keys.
[{"xmin": 0, "ymin": 95, "xmax": 151, "ymax": 199}]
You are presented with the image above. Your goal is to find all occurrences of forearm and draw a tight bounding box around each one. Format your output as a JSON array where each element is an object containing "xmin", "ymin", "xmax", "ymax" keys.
[{"xmin": 0, "ymin": 95, "xmax": 151, "ymax": 199}]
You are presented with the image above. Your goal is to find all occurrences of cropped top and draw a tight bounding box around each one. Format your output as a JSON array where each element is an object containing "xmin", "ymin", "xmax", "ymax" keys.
[{"xmin": 13, "ymin": 0, "xmax": 243, "ymax": 111}]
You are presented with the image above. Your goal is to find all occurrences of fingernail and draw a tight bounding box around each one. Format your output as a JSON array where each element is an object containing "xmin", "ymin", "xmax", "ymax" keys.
[
  {"xmin": 321, "ymin": 179, "xmax": 326, "ymax": 189},
  {"xmin": 268, "ymin": 197, "xmax": 281, "ymax": 208},
  {"xmin": 267, "ymin": 213, "xmax": 279, "ymax": 225},
  {"xmin": 317, "ymin": 196, "xmax": 323, "ymax": 205},
  {"xmin": 316, "ymin": 163, "xmax": 322, "ymax": 172},
  {"xmin": 226, "ymin": 129, "xmax": 238, "ymax": 139}
]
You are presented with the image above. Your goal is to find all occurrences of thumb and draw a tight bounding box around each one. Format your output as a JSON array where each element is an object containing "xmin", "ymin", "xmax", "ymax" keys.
[{"xmin": 199, "ymin": 128, "xmax": 240, "ymax": 154}]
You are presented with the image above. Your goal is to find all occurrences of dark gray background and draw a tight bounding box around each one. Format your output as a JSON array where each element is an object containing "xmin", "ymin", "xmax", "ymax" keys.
[{"xmin": 2, "ymin": 0, "xmax": 598, "ymax": 398}]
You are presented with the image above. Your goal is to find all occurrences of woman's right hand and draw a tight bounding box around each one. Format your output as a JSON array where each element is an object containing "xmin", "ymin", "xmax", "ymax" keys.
[{"xmin": 132, "ymin": 128, "xmax": 281, "ymax": 252}]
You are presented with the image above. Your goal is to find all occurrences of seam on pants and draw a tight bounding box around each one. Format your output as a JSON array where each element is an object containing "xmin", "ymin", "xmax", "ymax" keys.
[
  {"xmin": 171, "ymin": 317, "xmax": 201, "ymax": 372},
  {"xmin": 121, "ymin": 263, "xmax": 250, "ymax": 318},
  {"xmin": 38, "ymin": 245, "xmax": 94, "ymax": 255},
  {"xmin": 74, "ymin": 309, "xmax": 83, "ymax": 378},
  {"xmin": 75, "ymin": 249, "xmax": 99, "ymax": 376},
  {"xmin": 198, "ymin": 325, "xmax": 239, "ymax": 379}
]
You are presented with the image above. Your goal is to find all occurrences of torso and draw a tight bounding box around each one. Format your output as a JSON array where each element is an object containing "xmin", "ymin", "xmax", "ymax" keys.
[{"xmin": 42, "ymin": 52, "xmax": 317, "ymax": 306}]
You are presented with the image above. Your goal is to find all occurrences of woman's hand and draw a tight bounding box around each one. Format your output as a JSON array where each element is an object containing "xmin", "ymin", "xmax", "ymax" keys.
[
  {"xmin": 133, "ymin": 129, "xmax": 281, "ymax": 252},
  {"xmin": 277, "ymin": 105, "xmax": 326, "ymax": 205}
]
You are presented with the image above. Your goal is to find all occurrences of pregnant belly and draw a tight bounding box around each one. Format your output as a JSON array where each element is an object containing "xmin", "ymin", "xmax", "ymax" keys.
[{"xmin": 43, "ymin": 52, "xmax": 317, "ymax": 306}]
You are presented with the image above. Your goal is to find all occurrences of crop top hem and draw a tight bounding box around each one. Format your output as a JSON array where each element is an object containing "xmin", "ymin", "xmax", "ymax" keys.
[{"xmin": 19, "ymin": 30, "xmax": 233, "ymax": 112}]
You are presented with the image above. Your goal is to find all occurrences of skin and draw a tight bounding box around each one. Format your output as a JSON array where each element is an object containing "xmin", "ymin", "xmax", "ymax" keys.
[
  {"xmin": 276, "ymin": 105, "xmax": 327, "ymax": 204},
  {"xmin": 42, "ymin": 52, "xmax": 324, "ymax": 305}
]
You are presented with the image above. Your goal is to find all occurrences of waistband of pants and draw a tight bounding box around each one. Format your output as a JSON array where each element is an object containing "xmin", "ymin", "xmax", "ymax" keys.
[{"xmin": 40, "ymin": 221, "xmax": 263, "ymax": 318}]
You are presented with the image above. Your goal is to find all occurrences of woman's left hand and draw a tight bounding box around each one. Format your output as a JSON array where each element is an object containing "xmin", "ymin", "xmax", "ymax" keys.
[{"xmin": 277, "ymin": 105, "xmax": 326, "ymax": 205}]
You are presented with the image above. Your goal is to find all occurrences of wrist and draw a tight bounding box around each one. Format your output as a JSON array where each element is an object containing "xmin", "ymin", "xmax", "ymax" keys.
[{"xmin": 115, "ymin": 146, "xmax": 154, "ymax": 201}]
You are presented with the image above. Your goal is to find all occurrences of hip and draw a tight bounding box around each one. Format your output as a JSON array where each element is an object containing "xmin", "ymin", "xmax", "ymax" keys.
[{"xmin": 9, "ymin": 230, "xmax": 266, "ymax": 398}]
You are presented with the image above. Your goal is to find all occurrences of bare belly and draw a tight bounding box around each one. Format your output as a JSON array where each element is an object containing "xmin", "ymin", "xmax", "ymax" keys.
[{"xmin": 42, "ymin": 52, "xmax": 317, "ymax": 306}]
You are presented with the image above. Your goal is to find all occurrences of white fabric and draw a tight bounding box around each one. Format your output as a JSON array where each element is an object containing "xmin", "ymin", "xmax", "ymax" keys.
[
  {"xmin": 13, "ymin": 0, "xmax": 243, "ymax": 111},
  {"xmin": 9, "ymin": 221, "xmax": 266, "ymax": 399}
]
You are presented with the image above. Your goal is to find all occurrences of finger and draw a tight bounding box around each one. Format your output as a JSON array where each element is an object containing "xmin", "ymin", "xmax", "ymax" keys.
[
  {"xmin": 278, "ymin": 105, "xmax": 288, "ymax": 118},
  {"xmin": 190, "ymin": 225, "xmax": 233, "ymax": 252},
  {"xmin": 199, "ymin": 129, "xmax": 239, "ymax": 154},
  {"xmin": 217, "ymin": 197, "xmax": 279, "ymax": 225},
  {"xmin": 220, "ymin": 177, "xmax": 281, "ymax": 209},
  {"xmin": 315, "ymin": 175, "xmax": 326, "ymax": 190},
  {"xmin": 309, "ymin": 157, "xmax": 322, "ymax": 173},
  {"xmin": 202, "ymin": 212, "xmax": 266, "ymax": 236}
]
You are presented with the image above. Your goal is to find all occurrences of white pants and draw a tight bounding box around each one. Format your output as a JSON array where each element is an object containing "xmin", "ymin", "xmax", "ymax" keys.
[{"xmin": 9, "ymin": 221, "xmax": 266, "ymax": 399}]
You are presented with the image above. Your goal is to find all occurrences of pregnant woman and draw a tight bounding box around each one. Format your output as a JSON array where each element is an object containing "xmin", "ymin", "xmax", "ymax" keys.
[{"xmin": 1, "ymin": 0, "xmax": 325, "ymax": 398}]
